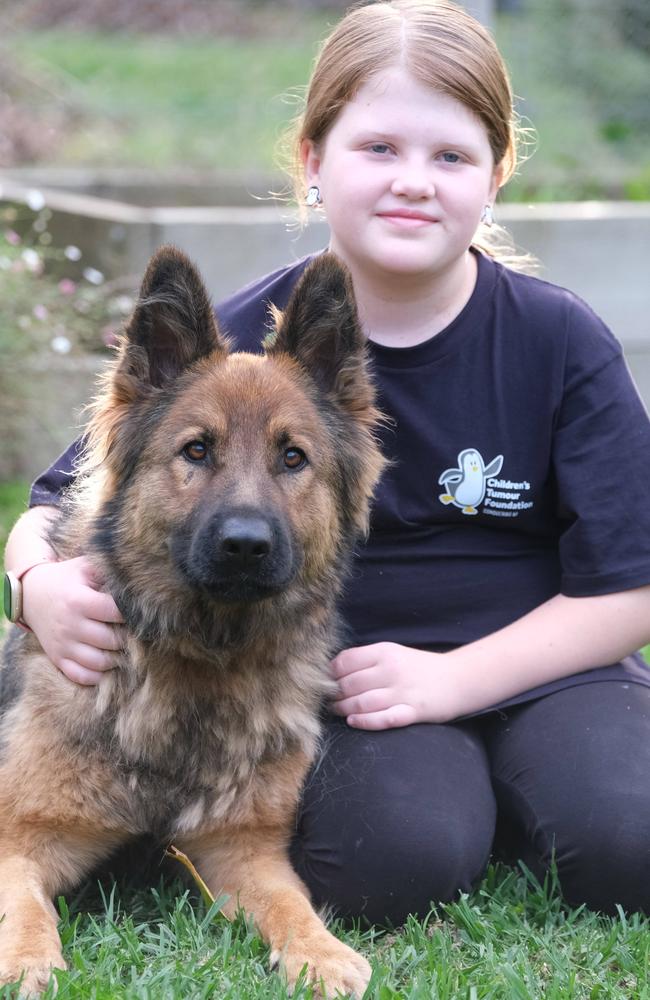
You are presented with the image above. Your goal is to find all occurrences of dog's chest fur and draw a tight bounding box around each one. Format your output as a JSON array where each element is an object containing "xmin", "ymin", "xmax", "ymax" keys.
[{"xmin": 76, "ymin": 645, "xmax": 327, "ymax": 841}]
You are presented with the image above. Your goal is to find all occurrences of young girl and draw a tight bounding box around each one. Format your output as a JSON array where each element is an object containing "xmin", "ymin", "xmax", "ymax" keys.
[{"xmin": 6, "ymin": 0, "xmax": 650, "ymax": 925}]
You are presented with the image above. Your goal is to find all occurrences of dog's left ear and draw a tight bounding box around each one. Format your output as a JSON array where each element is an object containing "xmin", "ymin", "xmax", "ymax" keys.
[
  {"xmin": 267, "ymin": 254, "xmax": 370, "ymax": 415},
  {"xmin": 123, "ymin": 245, "xmax": 228, "ymax": 387}
]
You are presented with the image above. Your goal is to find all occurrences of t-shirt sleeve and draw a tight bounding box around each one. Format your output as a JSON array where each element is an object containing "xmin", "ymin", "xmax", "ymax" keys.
[
  {"xmin": 29, "ymin": 438, "xmax": 83, "ymax": 507},
  {"xmin": 554, "ymin": 299, "xmax": 650, "ymax": 595}
]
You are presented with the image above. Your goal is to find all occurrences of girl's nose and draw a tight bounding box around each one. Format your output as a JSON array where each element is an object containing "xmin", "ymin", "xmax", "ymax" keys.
[{"xmin": 390, "ymin": 163, "xmax": 436, "ymax": 200}]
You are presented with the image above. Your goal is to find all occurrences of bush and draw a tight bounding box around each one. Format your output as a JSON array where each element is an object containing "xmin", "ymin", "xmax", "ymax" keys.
[{"xmin": 0, "ymin": 197, "xmax": 134, "ymax": 359}]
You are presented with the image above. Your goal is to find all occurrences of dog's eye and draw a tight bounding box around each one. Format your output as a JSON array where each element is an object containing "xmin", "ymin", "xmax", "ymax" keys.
[
  {"xmin": 283, "ymin": 447, "xmax": 307, "ymax": 471},
  {"xmin": 182, "ymin": 440, "xmax": 208, "ymax": 463}
]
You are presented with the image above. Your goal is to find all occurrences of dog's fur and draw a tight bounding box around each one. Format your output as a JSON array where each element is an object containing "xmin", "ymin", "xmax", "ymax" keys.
[{"xmin": 0, "ymin": 246, "xmax": 385, "ymax": 996}]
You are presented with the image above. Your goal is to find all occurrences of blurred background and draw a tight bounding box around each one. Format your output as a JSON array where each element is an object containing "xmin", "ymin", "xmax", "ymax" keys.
[
  {"xmin": 1, "ymin": 0, "xmax": 649, "ymax": 530},
  {"xmin": 2, "ymin": 0, "xmax": 648, "ymax": 199}
]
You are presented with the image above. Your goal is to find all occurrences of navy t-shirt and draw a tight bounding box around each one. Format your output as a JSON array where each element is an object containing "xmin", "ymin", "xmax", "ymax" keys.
[{"xmin": 30, "ymin": 250, "xmax": 650, "ymax": 711}]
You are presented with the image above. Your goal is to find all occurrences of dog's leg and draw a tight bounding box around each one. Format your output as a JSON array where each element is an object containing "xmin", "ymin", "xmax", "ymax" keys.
[
  {"xmin": 179, "ymin": 828, "xmax": 371, "ymax": 998},
  {"xmin": 0, "ymin": 829, "xmax": 122, "ymax": 996}
]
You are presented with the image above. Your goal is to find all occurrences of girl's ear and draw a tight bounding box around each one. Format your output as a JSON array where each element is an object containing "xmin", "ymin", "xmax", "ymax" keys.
[
  {"xmin": 301, "ymin": 138, "xmax": 322, "ymax": 189},
  {"xmin": 489, "ymin": 160, "xmax": 506, "ymax": 202}
]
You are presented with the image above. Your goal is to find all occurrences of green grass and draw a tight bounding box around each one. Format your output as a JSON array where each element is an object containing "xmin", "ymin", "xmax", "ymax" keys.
[
  {"xmin": 9, "ymin": 27, "xmax": 329, "ymax": 171},
  {"xmin": 2, "ymin": 865, "xmax": 649, "ymax": 998}
]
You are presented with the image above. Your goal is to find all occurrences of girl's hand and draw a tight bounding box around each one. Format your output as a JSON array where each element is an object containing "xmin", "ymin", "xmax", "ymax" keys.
[
  {"xmin": 21, "ymin": 556, "xmax": 125, "ymax": 686},
  {"xmin": 330, "ymin": 642, "xmax": 462, "ymax": 730}
]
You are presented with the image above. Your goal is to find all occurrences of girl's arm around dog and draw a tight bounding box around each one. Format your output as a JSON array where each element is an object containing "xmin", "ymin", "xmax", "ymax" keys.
[
  {"xmin": 331, "ymin": 584, "xmax": 650, "ymax": 728},
  {"xmin": 4, "ymin": 506, "xmax": 124, "ymax": 685}
]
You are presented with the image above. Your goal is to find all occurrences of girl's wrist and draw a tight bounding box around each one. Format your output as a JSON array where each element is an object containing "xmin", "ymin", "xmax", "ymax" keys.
[{"xmin": 3, "ymin": 559, "xmax": 53, "ymax": 630}]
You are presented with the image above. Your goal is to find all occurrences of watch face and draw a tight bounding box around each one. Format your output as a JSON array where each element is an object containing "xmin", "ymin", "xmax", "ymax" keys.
[{"xmin": 3, "ymin": 572, "xmax": 18, "ymax": 622}]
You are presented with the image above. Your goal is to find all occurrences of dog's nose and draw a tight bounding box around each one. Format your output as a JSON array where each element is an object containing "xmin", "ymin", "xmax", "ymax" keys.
[{"xmin": 220, "ymin": 516, "xmax": 272, "ymax": 565}]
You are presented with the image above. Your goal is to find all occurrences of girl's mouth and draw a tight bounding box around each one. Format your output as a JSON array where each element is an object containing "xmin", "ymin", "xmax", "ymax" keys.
[{"xmin": 376, "ymin": 210, "xmax": 438, "ymax": 228}]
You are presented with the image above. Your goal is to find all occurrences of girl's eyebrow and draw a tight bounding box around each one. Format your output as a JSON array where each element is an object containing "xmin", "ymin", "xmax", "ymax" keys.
[{"xmin": 350, "ymin": 128, "xmax": 484, "ymax": 153}]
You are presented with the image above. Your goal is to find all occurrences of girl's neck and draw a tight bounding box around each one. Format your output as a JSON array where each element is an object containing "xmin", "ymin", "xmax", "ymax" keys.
[{"xmin": 342, "ymin": 250, "xmax": 478, "ymax": 349}]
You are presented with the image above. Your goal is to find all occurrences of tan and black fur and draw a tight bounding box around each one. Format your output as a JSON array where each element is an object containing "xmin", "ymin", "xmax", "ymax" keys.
[{"xmin": 0, "ymin": 247, "xmax": 385, "ymax": 996}]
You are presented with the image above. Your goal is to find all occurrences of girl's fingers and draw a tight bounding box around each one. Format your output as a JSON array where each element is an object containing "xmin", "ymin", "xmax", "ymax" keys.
[
  {"xmin": 346, "ymin": 705, "xmax": 418, "ymax": 731},
  {"xmin": 331, "ymin": 643, "xmax": 389, "ymax": 678},
  {"xmin": 57, "ymin": 658, "xmax": 108, "ymax": 687},
  {"xmin": 84, "ymin": 589, "xmax": 125, "ymax": 625},
  {"xmin": 336, "ymin": 665, "xmax": 382, "ymax": 698},
  {"xmin": 65, "ymin": 643, "xmax": 120, "ymax": 674},
  {"xmin": 332, "ymin": 687, "xmax": 392, "ymax": 717},
  {"xmin": 79, "ymin": 621, "xmax": 125, "ymax": 653}
]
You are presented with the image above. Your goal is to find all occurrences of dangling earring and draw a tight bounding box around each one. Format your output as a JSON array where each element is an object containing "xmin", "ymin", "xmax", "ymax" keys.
[
  {"xmin": 305, "ymin": 185, "xmax": 322, "ymax": 207},
  {"xmin": 481, "ymin": 204, "xmax": 494, "ymax": 228}
]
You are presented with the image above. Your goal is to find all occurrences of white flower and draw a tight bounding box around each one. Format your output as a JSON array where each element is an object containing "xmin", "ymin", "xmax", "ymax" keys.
[
  {"xmin": 25, "ymin": 189, "xmax": 46, "ymax": 212},
  {"xmin": 21, "ymin": 248, "xmax": 42, "ymax": 273},
  {"xmin": 115, "ymin": 295, "xmax": 134, "ymax": 314},
  {"xmin": 51, "ymin": 335, "xmax": 72, "ymax": 354},
  {"xmin": 64, "ymin": 245, "xmax": 82, "ymax": 261},
  {"xmin": 83, "ymin": 266, "xmax": 104, "ymax": 285}
]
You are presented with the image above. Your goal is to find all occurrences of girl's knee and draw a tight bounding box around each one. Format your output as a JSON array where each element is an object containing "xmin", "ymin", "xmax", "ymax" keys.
[
  {"xmin": 540, "ymin": 790, "xmax": 650, "ymax": 914},
  {"xmin": 292, "ymin": 809, "xmax": 493, "ymax": 925}
]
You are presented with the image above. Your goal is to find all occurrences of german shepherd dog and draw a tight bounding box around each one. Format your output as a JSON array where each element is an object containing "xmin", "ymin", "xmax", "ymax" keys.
[{"xmin": 0, "ymin": 247, "xmax": 385, "ymax": 996}]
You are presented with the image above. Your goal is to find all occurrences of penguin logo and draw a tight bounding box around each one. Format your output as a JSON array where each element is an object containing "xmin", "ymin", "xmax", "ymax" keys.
[{"xmin": 438, "ymin": 448, "xmax": 504, "ymax": 515}]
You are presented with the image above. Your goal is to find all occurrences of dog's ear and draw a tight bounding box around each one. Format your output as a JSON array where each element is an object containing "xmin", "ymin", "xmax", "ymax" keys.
[
  {"xmin": 122, "ymin": 245, "xmax": 228, "ymax": 387},
  {"xmin": 267, "ymin": 254, "xmax": 370, "ymax": 414}
]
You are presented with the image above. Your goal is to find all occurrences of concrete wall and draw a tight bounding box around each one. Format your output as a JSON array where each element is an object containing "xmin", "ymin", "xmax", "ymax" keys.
[{"xmin": 1, "ymin": 177, "xmax": 649, "ymax": 479}]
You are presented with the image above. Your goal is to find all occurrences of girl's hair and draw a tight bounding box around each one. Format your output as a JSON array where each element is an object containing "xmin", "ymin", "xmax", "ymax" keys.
[{"xmin": 283, "ymin": 0, "xmax": 532, "ymax": 266}]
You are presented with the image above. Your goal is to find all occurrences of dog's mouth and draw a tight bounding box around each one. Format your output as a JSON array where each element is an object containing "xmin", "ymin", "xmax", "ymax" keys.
[{"xmin": 196, "ymin": 570, "xmax": 298, "ymax": 604}]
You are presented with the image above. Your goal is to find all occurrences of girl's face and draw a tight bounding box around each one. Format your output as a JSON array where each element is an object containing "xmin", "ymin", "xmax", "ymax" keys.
[{"xmin": 303, "ymin": 66, "xmax": 503, "ymax": 288}]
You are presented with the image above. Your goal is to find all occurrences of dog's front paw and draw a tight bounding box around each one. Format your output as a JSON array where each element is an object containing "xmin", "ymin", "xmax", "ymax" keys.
[
  {"xmin": 0, "ymin": 951, "xmax": 66, "ymax": 997},
  {"xmin": 271, "ymin": 929, "xmax": 371, "ymax": 998}
]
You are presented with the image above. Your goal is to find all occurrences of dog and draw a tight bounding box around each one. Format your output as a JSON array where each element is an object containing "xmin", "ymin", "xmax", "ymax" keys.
[{"xmin": 0, "ymin": 246, "xmax": 385, "ymax": 997}]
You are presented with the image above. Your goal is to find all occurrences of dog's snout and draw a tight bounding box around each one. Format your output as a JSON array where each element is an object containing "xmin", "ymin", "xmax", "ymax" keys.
[{"xmin": 220, "ymin": 516, "xmax": 272, "ymax": 565}]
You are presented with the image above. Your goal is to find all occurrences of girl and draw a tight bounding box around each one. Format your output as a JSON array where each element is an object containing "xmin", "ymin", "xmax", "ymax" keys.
[{"xmin": 6, "ymin": 0, "xmax": 650, "ymax": 925}]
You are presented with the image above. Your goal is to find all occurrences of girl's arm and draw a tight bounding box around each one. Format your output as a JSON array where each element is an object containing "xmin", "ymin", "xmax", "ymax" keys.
[
  {"xmin": 331, "ymin": 585, "xmax": 650, "ymax": 729},
  {"xmin": 4, "ymin": 507, "xmax": 124, "ymax": 685}
]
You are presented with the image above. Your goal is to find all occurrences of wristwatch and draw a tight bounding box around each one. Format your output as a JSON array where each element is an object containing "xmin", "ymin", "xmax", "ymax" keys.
[{"xmin": 3, "ymin": 560, "xmax": 50, "ymax": 628}]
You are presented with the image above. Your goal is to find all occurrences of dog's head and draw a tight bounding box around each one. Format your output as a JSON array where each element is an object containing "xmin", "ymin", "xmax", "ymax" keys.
[{"xmin": 81, "ymin": 246, "xmax": 385, "ymax": 634}]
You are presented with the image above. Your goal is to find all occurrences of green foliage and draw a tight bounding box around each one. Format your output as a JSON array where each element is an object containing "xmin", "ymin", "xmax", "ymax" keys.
[
  {"xmin": 493, "ymin": 7, "xmax": 650, "ymax": 202},
  {"xmin": 0, "ymin": 480, "xmax": 28, "ymax": 554}
]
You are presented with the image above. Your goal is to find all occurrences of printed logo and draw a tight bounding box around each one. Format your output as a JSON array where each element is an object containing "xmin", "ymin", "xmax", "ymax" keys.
[{"xmin": 438, "ymin": 448, "xmax": 534, "ymax": 518}]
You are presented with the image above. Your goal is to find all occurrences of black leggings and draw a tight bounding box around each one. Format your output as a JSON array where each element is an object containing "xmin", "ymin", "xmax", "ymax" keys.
[{"xmin": 289, "ymin": 682, "xmax": 650, "ymax": 924}]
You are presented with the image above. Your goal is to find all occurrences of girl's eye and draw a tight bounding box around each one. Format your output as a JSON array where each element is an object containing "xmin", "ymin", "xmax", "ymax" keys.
[
  {"xmin": 283, "ymin": 447, "xmax": 308, "ymax": 471},
  {"xmin": 368, "ymin": 143, "xmax": 392, "ymax": 155},
  {"xmin": 182, "ymin": 440, "xmax": 208, "ymax": 463},
  {"xmin": 441, "ymin": 151, "xmax": 462, "ymax": 163}
]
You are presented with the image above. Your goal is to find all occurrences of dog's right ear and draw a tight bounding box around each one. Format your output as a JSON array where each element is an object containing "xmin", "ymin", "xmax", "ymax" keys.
[{"xmin": 120, "ymin": 245, "xmax": 228, "ymax": 388}]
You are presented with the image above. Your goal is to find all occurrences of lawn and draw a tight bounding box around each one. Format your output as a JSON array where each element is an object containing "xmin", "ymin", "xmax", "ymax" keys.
[{"xmin": 2, "ymin": 864, "xmax": 650, "ymax": 998}]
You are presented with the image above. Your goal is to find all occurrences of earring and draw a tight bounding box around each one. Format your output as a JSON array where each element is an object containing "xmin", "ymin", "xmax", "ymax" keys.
[
  {"xmin": 481, "ymin": 204, "xmax": 494, "ymax": 228},
  {"xmin": 305, "ymin": 185, "xmax": 322, "ymax": 207}
]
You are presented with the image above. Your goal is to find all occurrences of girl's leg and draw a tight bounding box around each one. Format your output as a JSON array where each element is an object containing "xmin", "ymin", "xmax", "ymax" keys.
[
  {"xmin": 290, "ymin": 714, "xmax": 496, "ymax": 925},
  {"xmin": 484, "ymin": 681, "xmax": 650, "ymax": 914}
]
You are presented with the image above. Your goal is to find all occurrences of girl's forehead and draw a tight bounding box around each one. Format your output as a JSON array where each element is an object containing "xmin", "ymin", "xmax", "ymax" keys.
[{"xmin": 333, "ymin": 67, "xmax": 490, "ymax": 142}]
